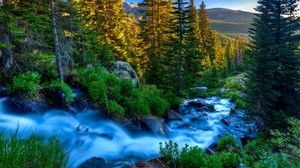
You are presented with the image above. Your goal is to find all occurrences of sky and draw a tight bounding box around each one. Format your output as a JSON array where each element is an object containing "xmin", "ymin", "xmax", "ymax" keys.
[{"xmin": 124, "ymin": 0, "xmax": 258, "ymax": 12}]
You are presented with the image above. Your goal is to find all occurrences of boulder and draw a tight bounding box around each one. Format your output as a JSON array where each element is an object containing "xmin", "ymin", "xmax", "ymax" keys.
[
  {"xmin": 139, "ymin": 117, "xmax": 168, "ymax": 137},
  {"xmin": 187, "ymin": 100, "xmax": 215, "ymax": 112},
  {"xmin": 78, "ymin": 157, "xmax": 107, "ymax": 168},
  {"xmin": 194, "ymin": 87, "xmax": 208, "ymax": 92},
  {"xmin": 6, "ymin": 97, "xmax": 48, "ymax": 114},
  {"xmin": 129, "ymin": 161, "xmax": 154, "ymax": 168},
  {"xmin": 166, "ymin": 110, "xmax": 182, "ymax": 121},
  {"xmin": 221, "ymin": 118, "xmax": 231, "ymax": 125},
  {"xmin": 124, "ymin": 117, "xmax": 168, "ymax": 137},
  {"xmin": 206, "ymin": 143, "xmax": 218, "ymax": 155},
  {"xmin": 111, "ymin": 61, "xmax": 140, "ymax": 85},
  {"xmin": 42, "ymin": 88, "xmax": 68, "ymax": 109}
]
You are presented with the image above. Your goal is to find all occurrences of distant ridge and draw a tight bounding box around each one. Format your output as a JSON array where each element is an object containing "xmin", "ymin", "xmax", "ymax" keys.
[{"xmin": 123, "ymin": 3, "xmax": 254, "ymax": 38}]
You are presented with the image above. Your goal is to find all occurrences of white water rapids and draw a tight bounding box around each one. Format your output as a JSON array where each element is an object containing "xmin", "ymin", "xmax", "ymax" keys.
[{"xmin": 0, "ymin": 96, "xmax": 256, "ymax": 167}]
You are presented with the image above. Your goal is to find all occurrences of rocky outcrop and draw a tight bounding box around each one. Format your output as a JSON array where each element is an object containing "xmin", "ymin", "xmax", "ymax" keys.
[
  {"xmin": 78, "ymin": 157, "xmax": 107, "ymax": 168},
  {"xmin": 187, "ymin": 100, "xmax": 215, "ymax": 112},
  {"xmin": 6, "ymin": 97, "xmax": 48, "ymax": 114},
  {"xmin": 166, "ymin": 110, "xmax": 182, "ymax": 121},
  {"xmin": 124, "ymin": 117, "xmax": 168, "ymax": 137},
  {"xmin": 42, "ymin": 88, "xmax": 68, "ymax": 109},
  {"xmin": 111, "ymin": 61, "xmax": 140, "ymax": 85}
]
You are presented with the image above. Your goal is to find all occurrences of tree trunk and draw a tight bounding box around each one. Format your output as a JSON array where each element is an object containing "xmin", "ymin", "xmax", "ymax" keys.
[
  {"xmin": 0, "ymin": 25, "xmax": 13, "ymax": 76},
  {"xmin": 50, "ymin": 0, "xmax": 64, "ymax": 81}
]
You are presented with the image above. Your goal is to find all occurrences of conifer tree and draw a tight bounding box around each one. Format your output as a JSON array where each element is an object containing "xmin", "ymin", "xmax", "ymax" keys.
[
  {"xmin": 246, "ymin": 0, "xmax": 300, "ymax": 127},
  {"xmin": 198, "ymin": 1, "xmax": 214, "ymax": 68},
  {"xmin": 183, "ymin": 0, "xmax": 203, "ymax": 89},
  {"xmin": 139, "ymin": 0, "xmax": 174, "ymax": 85}
]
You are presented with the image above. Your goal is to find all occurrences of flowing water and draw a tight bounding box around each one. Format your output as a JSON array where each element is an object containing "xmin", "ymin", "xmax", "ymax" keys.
[{"xmin": 0, "ymin": 94, "xmax": 256, "ymax": 167}]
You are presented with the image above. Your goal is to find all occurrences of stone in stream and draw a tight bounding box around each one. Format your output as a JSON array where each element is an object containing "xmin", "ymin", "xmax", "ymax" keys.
[
  {"xmin": 187, "ymin": 100, "xmax": 215, "ymax": 112},
  {"xmin": 78, "ymin": 157, "xmax": 107, "ymax": 168},
  {"xmin": 221, "ymin": 118, "xmax": 231, "ymax": 125},
  {"xmin": 124, "ymin": 117, "xmax": 168, "ymax": 137},
  {"xmin": 6, "ymin": 97, "xmax": 48, "ymax": 114},
  {"xmin": 166, "ymin": 110, "xmax": 182, "ymax": 121},
  {"xmin": 42, "ymin": 88, "xmax": 69, "ymax": 109}
]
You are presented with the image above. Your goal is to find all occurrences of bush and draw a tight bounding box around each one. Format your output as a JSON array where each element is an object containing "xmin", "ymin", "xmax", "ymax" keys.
[
  {"xmin": 43, "ymin": 80, "xmax": 75, "ymax": 103},
  {"xmin": 235, "ymin": 99, "xmax": 246, "ymax": 108},
  {"xmin": 107, "ymin": 100, "xmax": 125, "ymax": 117},
  {"xmin": 9, "ymin": 71, "xmax": 41, "ymax": 97},
  {"xmin": 0, "ymin": 132, "xmax": 68, "ymax": 168},
  {"xmin": 179, "ymin": 145, "xmax": 208, "ymax": 168},
  {"xmin": 77, "ymin": 66, "xmax": 170, "ymax": 117},
  {"xmin": 219, "ymin": 152, "xmax": 240, "ymax": 168},
  {"xmin": 217, "ymin": 136, "xmax": 241, "ymax": 153},
  {"xmin": 222, "ymin": 91, "xmax": 240, "ymax": 102},
  {"xmin": 159, "ymin": 141, "xmax": 179, "ymax": 167},
  {"xmin": 255, "ymin": 153, "xmax": 297, "ymax": 168}
]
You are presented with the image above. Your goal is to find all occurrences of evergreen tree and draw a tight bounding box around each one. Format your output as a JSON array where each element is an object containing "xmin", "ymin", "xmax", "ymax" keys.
[
  {"xmin": 246, "ymin": 0, "xmax": 300, "ymax": 127},
  {"xmin": 183, "ymin": 0, "xmax": 203, "ymax": 89},
  {"xmin": 198, "ymin": 1, "xmax": 214, "ymax": 68},
  {"xmin": 225, "ymin": 40, "xmax": 235, "ymax": 76},
  {"xmin": 234, "ymin": 35, "xmax": 244, "ymax": 69},
  {"xmin": 139, "ymin": 0, "xmax": 174, "ymax": 84}
]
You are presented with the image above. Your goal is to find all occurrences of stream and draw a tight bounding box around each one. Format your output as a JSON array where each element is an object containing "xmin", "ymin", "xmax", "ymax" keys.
[{"xmin": 0, "ymin": 92, "xmax": 257, "ymax": 167}]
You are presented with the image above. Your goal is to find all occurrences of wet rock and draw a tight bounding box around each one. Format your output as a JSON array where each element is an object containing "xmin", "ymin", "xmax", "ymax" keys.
[
  {"xmin": 6, "ymin": 97, "xmax": 48, "ymax": 114},
  {"xmin": 111, "ymin": 61, "xmax": 140, "ymax": 85},
  {"xmin": 217, "ymin": 88, "xmax": 227, "ymax": 95},
  {"xmin": 77, "ymin": 124, "xmax": 89, "ymax": 132},
  {"xmin": 124, "ymin": 117, "xmax": 168, "ymax": 137},
  {"xmin": 221, "ymin": 118, "xmax": 231, "ymax": 125},
  {"xmin": 43, "ymin": 88, "xmax": 68, "ymax": 109},
  {"xmin": 139, "ymin": 117, "xmax": 168, "ymax": 137},
  {"xmin": 78, "ymin": 157, "xmax": 107, "ymax": 168},
  {"xmin": 187, "ymin": 100, "xmax": 215, "ymax": 112},
  {"xmin": 130, "ymin": 161, "xmax": 154, "ymax": 168},
  {"xmin": 206, "ymin": 143, "xmax": 218, "ymax": 155},
  {"xmin": 70, "ymin": 100, "xmax": 88, "ymax": 113},
  {"xmin": 194, "ymin": 87, "xmax": 208, "ymax": 92},
  {"xmin": 240, "ymin": 135, "xmax": 255, "ymax": 146},
  {"xmin": 166, "ymin": 110, "xmax": 182, "ymax": 121}
]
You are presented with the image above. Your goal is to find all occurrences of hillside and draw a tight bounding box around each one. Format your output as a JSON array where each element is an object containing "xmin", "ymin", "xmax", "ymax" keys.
[
  {"xmin": 123, "ymin": 3, "xmax": 254, "ymax": 39},
  {"xmin": 207, "ymin": 8, "xmax": 254, "ymax": 39}
]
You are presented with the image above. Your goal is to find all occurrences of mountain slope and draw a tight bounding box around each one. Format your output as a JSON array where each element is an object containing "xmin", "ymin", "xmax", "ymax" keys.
[{"xmin": 207, "ymin": 8, "xmax": 254, "ymax": 39}]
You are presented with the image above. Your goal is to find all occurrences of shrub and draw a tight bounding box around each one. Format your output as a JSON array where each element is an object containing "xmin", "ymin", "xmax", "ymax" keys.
[
  {"xmin": 43, "ymin": 80, "xmax": 74, "ymax": 103},
  {"xmin": 179, "ymin": 145, "xmax": 208, "ymax": 168},
  {"xmin": 0, "ymin": 132, "xmax": 68, "ymax": 168},
  {"xmin": 107, "ymin": 100, "xmax": 125, "ymax": 117},
  {"xmin": 9, "ymin": 71, "xmax": 41, "ymax": 97},
  {"xmin": 88, "ymin": 81, "xmax": 107, "ymax": 104},
  {"xmin": 219, "ymin": 152, "xmax": 240, "ymax": 168},
  {"xmin": 255, "ymin": 153, "xmax": 297, "ymax": 168},
  {"xmin": 271, "ymin": 118, "xmax": 300, "ymax": 162},
  {"xmin": 159, "ymin": 141, "xmax": 179, "ymax": 167},
  {"xmin": 222, "ymin": 91, "xmax": 240, "ymax": 102},
  {"xmin": 235, "ymin": 99, "xmax": 246, "ymax": 108},
  {"xmin": 217, "ymin": 136, "xmax": 241, "ymax": 153}
]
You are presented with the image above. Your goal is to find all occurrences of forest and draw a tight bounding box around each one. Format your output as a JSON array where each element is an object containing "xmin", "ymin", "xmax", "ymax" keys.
[{"xmin": 0, "ymin": 0, "xmax": 299, "ymax": 168}]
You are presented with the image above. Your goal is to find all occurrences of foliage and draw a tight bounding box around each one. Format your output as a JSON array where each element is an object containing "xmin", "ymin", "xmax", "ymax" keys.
[
  {"xmin": 107, "ymin": 100, "xmax": 125, "ymax": 117},
  {"xmin": 218, "ymin": 152, "xmax": 240, "ymax": 168},
  {"xmin": 271, "ymin": 118, "xmax": 300, "ymax": 161},
  {"xmin": 43, "ymin": 80, "xmax": 75, "ymax": 103},
  {"xmin": 0, "ymin": 132, "xmax": 68, "ymax": 168},
  {"xmin": 179, "ymin": 145, "xmax": 210, "ymax": 168},
  {"xmin": 9, "ymin": 72, "xmax": 41, "ymax": 97},
  {"xmin": 77, "ymin": 66, "xmax": 169, "ymax": 118},
  {"xmin": 217, "ymin": 135, "xmax": 241, "ymax": 153},
  {"xmin": 159, "ymin": 141, "xmax": 179, "ymax": 167},
  {"xmin": 254, "ymin": 153, "xmax": 297, "ymax": 168},
  {"xmin": 245, "ymin": 0, "xmax": 300, "ymax": 127}
]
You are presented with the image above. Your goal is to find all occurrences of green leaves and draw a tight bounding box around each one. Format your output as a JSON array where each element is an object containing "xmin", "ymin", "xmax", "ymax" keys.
[{"xmin": 9, "ymin": 71, "xmax": 41, "ymax": 97}]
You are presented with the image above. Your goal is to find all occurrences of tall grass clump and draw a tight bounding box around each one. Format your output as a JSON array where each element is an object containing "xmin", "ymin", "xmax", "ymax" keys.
[{"xmin": 0, "ymin": 132, "xmax": 68, "ymax": 168}]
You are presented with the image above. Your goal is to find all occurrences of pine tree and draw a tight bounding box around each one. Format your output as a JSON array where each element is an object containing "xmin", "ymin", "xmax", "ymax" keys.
[
  {"xmin": 198, "ymin": 1, "xmax": 214, "ymax": 67},
  {"xmin": 139, "ymin": 0, "xmax": 174, "ymax": 85},
  {"xmin": 183, "ymin": 0, "xmax": 203, "ymax": 89},
  {"xmin": 225, "ymin": 40, "xmax": 235, "ymax": 76},
  {"xmin": 246, "ymin": 0, "xmax": 300, "ymax": 127}
]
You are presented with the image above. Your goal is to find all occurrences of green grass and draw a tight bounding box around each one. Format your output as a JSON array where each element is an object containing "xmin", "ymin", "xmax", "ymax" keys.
[{"xmin": 0, "ymin": 131, "xmax": 68, "ymax": 168}]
